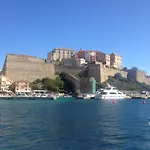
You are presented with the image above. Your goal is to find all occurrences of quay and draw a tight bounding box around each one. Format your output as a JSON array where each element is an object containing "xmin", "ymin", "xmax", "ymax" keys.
[
  {"xmin": 0, "ymin": 96, "xmax": 56, "ymax": 100},
  {"xmin": 131, "ymin": 96, "xmax": 150, "ymax": 99}
]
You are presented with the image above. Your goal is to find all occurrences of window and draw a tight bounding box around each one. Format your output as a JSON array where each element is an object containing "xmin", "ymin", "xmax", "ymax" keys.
[
  {"xmin": 109, "ymin": 92, "xmax": 117, "ymax": 94},
  {"xmin": 102, "ymin": 92, "xmax": 107, "ymax": 95},
  {"xmin": 118, "ymin": 92, "xmax": 122, "ymax": 94}
]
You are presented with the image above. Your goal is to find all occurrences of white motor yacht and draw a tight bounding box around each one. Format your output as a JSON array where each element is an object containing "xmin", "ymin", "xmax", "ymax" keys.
[{"xmin": 95, "ymin": 86, "xmax": 125, "ymax": 100}]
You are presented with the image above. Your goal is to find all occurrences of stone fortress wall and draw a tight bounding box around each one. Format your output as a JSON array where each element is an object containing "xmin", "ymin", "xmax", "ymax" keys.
[
  {"xmin": 127, "ymin": 68, "xmax": 150, "ymax": 85},
  {"xmin": 1, "ymin": 54, "xmax": 128, "ymax": 85},
  {"xmin": 2, "ymin": 54, "xmax": 150, "ymax": 87},
  {"xmin": 54, "ymin": 65, "xmax": 83, "ymax": 76},
  {"xmin": 100, "ymin": 64, "xmax": 127, "ymax": 83},
  {"xmin": 2, "ymin": 54, "xmax": 55, "ymax": 82},
  {"xmin": 88, "ymin": 63, "xmax": 128, "ymax": 83}
]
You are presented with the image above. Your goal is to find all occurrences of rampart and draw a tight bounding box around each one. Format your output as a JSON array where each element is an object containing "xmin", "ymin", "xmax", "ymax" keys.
[
  {"xmin": 127, "ymin": 68, "xmax": 150, "ymax": 85},
  {"xmin": 2, "ymin": 54, "xmax": 55, "ymax": 82},
  {"xmin": 54, "ymin": 65, "xmax": 83, "ymax": 76},
  {"xmin": 88, "ymin": 63, "xmax": 127, "ymax": 83}
]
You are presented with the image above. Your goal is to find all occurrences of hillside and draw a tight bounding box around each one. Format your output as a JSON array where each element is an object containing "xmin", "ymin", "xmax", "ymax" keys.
[{"xmin": 101, "ymin": 73, "xmax": 150, "ymax": 92}]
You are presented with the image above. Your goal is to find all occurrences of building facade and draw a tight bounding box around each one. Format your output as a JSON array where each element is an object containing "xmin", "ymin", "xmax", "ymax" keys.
[
  {"xmin": 110, "ymin": 53, "xmax": 122, "ymax": 69},
  {"xmin": 0, "ymin": 75, "xmax": 12, "ymax": 91},
  {"xmin": 77, "ymin": 49, "xmax": 97, "ymax": 62},
  {"xmin": 105, "ymin": 54, "xmax": 111, "ymax": 67},
  {"xmin": 76, "ymin": 58, "xmax": 87, "ymax": 67},
  {"xmin": 96, "ymin": 51, "xmax": 105, "ymax": 63},
  {"xmin": 47, "ymin": 48, "xmax": 75, "ymax": 62},
  {"xmin": 13, "ymin": 80, "xmax": 31, "ymax": 93},
  {"xmin": 47, "ymin": 48, "xmax": 122, "ymax": 69}
]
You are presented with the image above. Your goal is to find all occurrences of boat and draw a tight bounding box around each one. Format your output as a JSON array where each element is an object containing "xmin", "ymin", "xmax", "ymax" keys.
[
  {"xmin": 83, "ymin": 94, "xmax": 91, "ymax": 99},
  {"xmin": 15, "ymin": 93, "xmax": 28, "ymax": 98},
  {"xmin": 88, "ymin": 94, "xmax": 95, "ymax": 99},
  {"xmin": 63, "ymin": 94, "xmax": 72, "ymax": 98},
  {"xmin": 95, "ymin": 85, "xmax": 125, "ymax": 100}
]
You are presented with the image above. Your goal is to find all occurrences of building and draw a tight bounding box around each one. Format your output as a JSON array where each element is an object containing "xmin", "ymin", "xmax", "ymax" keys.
[
  {"xmin": 77, "ymin": 49, "xmax": 112, "ymax": 66},
  {"xmin": 96, "ymin": 52, "xmax": 111, "ymax": 67},
  {"xmin": 105, "ymin": 54, "xmax": 111, "ymax": 67},
  {"xmin": 71, "ymin": 52, "xmax": 78, "ymax": 59},
  {"xmin": 77, "ymin": 49, "xmax": 86, "ymax": 58},
  {"xmin": 85, "ymin": 51, "xmax": 97, "ymax": 62},
  {"xmin": 47, "ymin": 48, "xmax": 75, "ymax": 62},
  {"xmin": 96, "ymin": 51, "xmax": 105, "ymax": 63},
  {"xmin": 77, "ymin": 49, "xmax": 97, "ymax": 62},
  {"xmin": 110, "ymin": 53, "xmax": 122, "ymax": 69},
  {"xmin": 13, "ymin": 80, "xmax": 31, "ymax": 93},
  {"xmin": 0, "ymin": 75, "xmax": 12, "ymax": 91},
  {"xmin": 76, "ymin": 58, "xmax": 87, "ymax": 67}
]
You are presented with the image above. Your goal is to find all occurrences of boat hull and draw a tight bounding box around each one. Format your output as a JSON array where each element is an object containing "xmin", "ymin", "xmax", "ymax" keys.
[{"xmin": 95, "ymin": 95, "xmax": 125, "ymax": 100}]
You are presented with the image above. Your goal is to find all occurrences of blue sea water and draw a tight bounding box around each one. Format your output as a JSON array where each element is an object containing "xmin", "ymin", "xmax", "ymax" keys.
[{"xmin": 0, "ymin": 98, "xmax": 150, "ymax": 150}]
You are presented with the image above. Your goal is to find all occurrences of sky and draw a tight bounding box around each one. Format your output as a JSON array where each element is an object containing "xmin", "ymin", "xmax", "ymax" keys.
[{"xmin": 0, "ymin": 0, "xmax": 150, "ymax": 74}]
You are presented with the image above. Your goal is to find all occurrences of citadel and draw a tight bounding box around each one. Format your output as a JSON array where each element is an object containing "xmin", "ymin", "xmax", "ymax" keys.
[{"xmin": 0, "ymin": 48, "xmax": 150, "ymax": 93}]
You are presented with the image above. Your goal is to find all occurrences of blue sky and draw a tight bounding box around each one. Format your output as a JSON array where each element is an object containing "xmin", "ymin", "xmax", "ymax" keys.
[{"xmin": 0, "ymin": 0, "xmax": 150, "ymax": 74}]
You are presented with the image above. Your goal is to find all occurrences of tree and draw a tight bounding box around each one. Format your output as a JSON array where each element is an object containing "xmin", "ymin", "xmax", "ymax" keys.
[
  {"xmin": 103, "ymin": 75, "xmax": 150, "ymax": 91},
  {"xmin": 114, "ymin": 73, "xmax": 122, "ymax": 79},
  {"xmin": 41, "ymin": 78, "xmax": 57, "ymax": 91}
]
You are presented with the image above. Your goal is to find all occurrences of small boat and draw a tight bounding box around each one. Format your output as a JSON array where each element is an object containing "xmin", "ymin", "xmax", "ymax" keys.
[
  {"xmin": 63, "ymin": 95, "xmax": 72, "ymax": 98},
  {"xmin": 51, "ymin": 95, "xmax": 57, "ymax": 100},
  {"xmin": 83, "ymin": 94, "xmax": 91, "ymax": 99}
]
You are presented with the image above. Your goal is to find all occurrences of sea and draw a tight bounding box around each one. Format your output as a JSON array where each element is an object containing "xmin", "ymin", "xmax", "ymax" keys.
[{"xmin": 0, "ymin": 98, "xmax": 150, "ymax": 150}]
